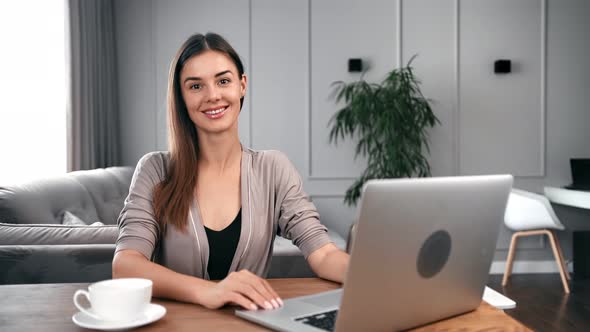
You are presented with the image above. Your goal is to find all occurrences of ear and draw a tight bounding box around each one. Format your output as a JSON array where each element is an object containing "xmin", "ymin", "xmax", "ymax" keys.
[{"xmin": 240, "ymin": 73, "xmax": 248, "ymax": 97}]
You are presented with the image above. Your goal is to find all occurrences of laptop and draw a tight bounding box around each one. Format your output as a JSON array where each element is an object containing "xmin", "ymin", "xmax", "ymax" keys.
[
  {"xmin": 236, "ymin": 175, "xmax": 513, "ymax": 331},
  {"xmin": 565, "ymin": 158, "xmax": 590, "ymax": 191}
]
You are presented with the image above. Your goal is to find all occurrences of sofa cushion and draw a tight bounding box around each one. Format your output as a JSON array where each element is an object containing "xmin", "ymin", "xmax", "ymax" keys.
[
  {"xmin": 0, "ymin": 176, "xmax": 101, "ymax": 225},
  {"xmin": 62, "ymin": 211, "xmax": 86, "ymax": 226},
  {"xmin": 70, "ymin": 167, "xmax": 134, "ymax": 225},
  {"xmin": 0, "ymin": 222, "xmax": 118, "ymax": 245},
  {"xmin": 62, "ymin": 211, "xmax": 104, "ymax": 226}
]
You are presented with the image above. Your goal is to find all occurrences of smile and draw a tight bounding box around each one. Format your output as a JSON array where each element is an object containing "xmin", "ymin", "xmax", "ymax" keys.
[{"xmin": 202, "ymin": 106, "xmax": 228, "ymax": 119}]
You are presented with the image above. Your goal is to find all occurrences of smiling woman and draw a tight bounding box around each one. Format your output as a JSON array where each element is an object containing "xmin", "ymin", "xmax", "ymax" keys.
[
  {"xmin": 112, "ymin": 32, "xmax": 350, "ymax": 312},
  {"xmin": 0, "ymin": 1, "xmax": 66, "ymax": 184}
]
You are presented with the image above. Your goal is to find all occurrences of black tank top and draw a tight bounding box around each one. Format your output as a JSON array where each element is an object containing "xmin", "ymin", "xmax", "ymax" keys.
[{"xmin": 204, "ymin": 208, "xmax": 242, "ymax": 280}]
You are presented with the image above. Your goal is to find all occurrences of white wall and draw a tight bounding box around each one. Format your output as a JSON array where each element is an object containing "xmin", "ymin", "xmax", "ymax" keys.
[{"xmin": 115, "ymin": 0, "xmax": 590, "ymax": 272}]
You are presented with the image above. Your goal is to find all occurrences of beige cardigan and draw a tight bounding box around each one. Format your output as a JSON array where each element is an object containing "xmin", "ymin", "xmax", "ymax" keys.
[{"xmin": 115, "ymin": 148, "xmax": 332, "ymax": 279}]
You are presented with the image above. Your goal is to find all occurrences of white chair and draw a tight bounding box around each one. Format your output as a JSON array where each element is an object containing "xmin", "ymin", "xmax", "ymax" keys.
[{"xmin": 502, "ymin": 189, "xmax": 570, "ymax": 293}]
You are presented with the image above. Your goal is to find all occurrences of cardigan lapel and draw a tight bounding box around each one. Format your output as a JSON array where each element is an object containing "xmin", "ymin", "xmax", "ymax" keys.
[
  {"xmin": 189, "ymin": 199, "xmax": 209, "ymax": 279},
  {"xmin": 228, "ymin": 149, "xmax": 252, "ymax": 273}
]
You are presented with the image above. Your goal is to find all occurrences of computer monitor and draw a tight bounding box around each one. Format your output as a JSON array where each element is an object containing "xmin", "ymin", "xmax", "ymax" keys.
[{"xmin": 567, "ymin": 158, "xmax": 590, "ymax": 190}]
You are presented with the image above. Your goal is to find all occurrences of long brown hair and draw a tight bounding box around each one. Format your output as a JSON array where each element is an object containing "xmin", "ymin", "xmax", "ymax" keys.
[{"xmin": 153, "ymin": 32, "xmax": 245, "ymax": 232}]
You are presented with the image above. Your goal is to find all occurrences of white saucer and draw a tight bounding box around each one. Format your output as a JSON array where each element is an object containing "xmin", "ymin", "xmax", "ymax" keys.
[{"xmin": 72, "ymin": 303, "xmax": 166, "ymax": 331}]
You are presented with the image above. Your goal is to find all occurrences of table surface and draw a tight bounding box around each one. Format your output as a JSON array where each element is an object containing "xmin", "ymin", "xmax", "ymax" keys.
[
  {"xmin": 0, "ymin": 278, "xmax": 531, "ymax": 332},
  {"xmin": 545, "ymin": 186, "xmax": 590, "ymax": 210}
]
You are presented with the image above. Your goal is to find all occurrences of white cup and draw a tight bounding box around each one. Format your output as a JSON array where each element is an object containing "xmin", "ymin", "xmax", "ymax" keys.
[{"xmin": 73, "ymin": 278, "xmax": 153, "ymax": 322}]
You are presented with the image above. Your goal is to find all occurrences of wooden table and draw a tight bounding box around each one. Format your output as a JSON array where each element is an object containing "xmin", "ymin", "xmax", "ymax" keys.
[{"xmin": 0, "ymin": 278, "xmax": 531, "ymax": 331}]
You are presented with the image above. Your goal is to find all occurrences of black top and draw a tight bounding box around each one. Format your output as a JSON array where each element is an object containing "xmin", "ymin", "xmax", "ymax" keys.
[{"xmin": 204, "ymin": 208, "xmax": 242, "ymax": 280}]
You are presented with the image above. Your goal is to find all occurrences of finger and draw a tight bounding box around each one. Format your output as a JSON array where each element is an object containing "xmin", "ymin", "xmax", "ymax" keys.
[
  {"xmin": 259, "ymin": 278, "xmax": 283, "ymax": 306},
  {"xmin": 248, "ymin": 276, "xmax": 281, "ymax": 308},
  {"xmin": 249, "ymin": 273, "xmax": 280, "ymax": 300},
  {"xmin": 240, "ymin": 270, "xmax": 282, "ymax": 307},
  {"xmin": 237, "ymin": 282, "xmax": 275, "ymax": 310},
  {"xmin": 228, "ymin": 292, "xmax": 258, "ymax": 311},
  {"xmin": 236, "ymin": 271, "xmax": 277, "ymax": 306},
  {"xmin": 224, "ymin": 272, "xmax": 269, "ymax": 309}
]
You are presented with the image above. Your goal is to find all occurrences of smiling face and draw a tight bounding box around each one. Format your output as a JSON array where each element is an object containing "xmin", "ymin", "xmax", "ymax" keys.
[{"xmin": 179, "ymin": 50, "xmax": 247, "ymax": 135}]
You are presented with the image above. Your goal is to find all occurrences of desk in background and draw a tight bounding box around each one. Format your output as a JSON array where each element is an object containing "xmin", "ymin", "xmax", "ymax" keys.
[
  {"xmin": 0, "ymin": 278, "xmax": 530, "ymax": 332},
  {"xmin": 545, "ymin": 187, "xmax": 590, "ymax": 279}
]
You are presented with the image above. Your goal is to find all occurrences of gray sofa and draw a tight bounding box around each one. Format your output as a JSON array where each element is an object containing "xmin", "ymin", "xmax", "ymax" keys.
[{"xmin": 0, "ymin": 167, "xmax": 345, "ymax": 284}]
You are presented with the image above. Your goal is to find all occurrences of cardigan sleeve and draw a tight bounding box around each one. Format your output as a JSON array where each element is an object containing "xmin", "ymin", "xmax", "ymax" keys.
[
  {"xmin": 273, "ymin": 151, "xmax": 333, "ymax": 258},
  {"xmin": 115, "ymin": 152, "xmax": 166, "ymax": 260}
]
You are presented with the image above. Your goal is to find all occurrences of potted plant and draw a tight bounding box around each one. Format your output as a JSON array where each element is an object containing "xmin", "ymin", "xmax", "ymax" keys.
[{"xmin": 328, "ymin": 56, "xmax": 440, "ymax": 206}]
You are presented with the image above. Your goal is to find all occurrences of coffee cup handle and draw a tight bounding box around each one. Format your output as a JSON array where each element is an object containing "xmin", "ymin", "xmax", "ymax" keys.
[{"xmin": 73, "ymin": 290, "xmax": 101, "ymax": 320}]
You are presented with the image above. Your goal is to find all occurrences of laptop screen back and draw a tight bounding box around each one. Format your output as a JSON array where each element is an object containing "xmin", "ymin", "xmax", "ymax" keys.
[{"xmin": 334, "ymin": 175, "xmax": 513, "ymax": 331}]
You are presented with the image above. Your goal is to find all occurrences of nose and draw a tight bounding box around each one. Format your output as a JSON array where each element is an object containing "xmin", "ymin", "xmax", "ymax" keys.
[{"xmin": 206, "ymin": 85, "xmax": 221, "ymax": 102}]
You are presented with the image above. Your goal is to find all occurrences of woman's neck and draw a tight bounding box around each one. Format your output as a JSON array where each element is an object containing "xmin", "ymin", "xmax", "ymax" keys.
[{"xmin": 196, "ymin": 132, "xmax": 242, "ymax": 174}]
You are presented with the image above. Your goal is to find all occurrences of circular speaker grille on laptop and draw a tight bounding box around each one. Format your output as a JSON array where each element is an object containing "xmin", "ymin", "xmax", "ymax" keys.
[{"xmin": 417, "ymin": 230, "xmax": 452, "ymax": 278}]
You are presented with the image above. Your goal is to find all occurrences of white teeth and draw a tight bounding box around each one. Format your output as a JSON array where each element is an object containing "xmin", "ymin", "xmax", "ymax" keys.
[{"xmin": 205, "ymin": 107, "xmax": 226, "ymax": 115}]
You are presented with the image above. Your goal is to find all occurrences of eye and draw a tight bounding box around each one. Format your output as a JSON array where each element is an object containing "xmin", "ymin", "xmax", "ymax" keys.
[
  {"xmin": 219, "ymin": 78, "xmax": 230, "ymax": 85},
  {"xmin": 189, "ymin": 83, "xmax": 201, "ymax": 90}
]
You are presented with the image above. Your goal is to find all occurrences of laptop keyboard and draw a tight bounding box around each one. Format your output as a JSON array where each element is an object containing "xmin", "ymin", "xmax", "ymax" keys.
[{"xmin": 294, "ymin": 309, "xmax": 338, "ymax": 331}]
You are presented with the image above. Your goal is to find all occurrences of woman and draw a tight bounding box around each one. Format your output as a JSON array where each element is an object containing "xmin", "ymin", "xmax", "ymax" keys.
[{"xmin": 112, "ymin": 32, "xmax": 350, "ymax": 311}]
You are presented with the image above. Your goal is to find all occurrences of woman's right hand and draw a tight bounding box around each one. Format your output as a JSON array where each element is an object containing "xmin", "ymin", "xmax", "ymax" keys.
[{"xmin": 199, "ymin": 269, "xmax": 284, "ymax": 311}]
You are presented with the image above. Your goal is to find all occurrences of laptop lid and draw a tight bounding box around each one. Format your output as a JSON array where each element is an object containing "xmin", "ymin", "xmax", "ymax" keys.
[
  {"xmin": 334, "ymin": 175, "xmax": 513, "ymax": 331},
  {"xmin": 570, "ymin": 158, "xmax": 590, "ymax": 187},
  {"xmin": 235, "ymin": 175, "xmax": 513, "ymax": 332}
]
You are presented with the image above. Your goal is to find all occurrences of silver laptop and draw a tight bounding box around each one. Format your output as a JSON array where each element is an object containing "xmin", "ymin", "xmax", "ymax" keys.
[{"xmin": 236, "ymin": 175, "xmax": 513, "ymax": 332}]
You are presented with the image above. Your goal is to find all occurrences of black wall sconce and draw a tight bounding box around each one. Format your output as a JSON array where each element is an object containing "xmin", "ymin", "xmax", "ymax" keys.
[
  {"xmin": 348, "ymin": 58, "xmax": 363, "ymax": 72},
  {"xmin": 494, "ymin": 59, "xmax": 511, "ymax": 74}
]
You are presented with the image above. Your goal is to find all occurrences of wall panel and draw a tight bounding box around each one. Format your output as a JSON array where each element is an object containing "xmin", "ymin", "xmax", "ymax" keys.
[
  {"xmin": 459, "ymin": 0, "xmax": 544, "ymax": 176},
  {"xmin": 401, "ymin": 0, "xmax": 456, "ymax": 177},
  {"xmin": 251, "ymin": 0, "xmax": 308, "ymax": 172},
  {"xmin": 310, "ymin": 0, "xmax": 398, "ymax": 178}
]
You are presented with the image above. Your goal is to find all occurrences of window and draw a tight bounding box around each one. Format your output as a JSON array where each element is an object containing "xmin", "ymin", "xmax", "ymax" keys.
[{"xmin": 0, "ymin": 1, "xmax": 67, "ymax": 185}]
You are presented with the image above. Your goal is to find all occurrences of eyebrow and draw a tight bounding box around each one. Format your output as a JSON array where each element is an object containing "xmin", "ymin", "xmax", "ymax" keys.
[{"xmin": 183, "ymin": 70, "xmax": 233, "ymax": 83}]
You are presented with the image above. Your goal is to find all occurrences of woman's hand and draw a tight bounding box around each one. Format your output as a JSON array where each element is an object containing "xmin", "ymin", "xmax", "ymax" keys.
[{"xmin": 199, "ymin": 270, "xmax": 284, "ymax": 311}]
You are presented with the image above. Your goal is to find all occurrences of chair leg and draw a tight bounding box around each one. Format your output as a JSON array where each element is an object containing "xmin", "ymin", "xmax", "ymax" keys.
[
  {"xmin": 553, "ymin": 230, "xmax": 571, "ymax": 280},
  {"xmin": 502, "ymin": 232, "xmax": 520, "ymax": 286},
  {"xmin": 546, "ymin": 230, "xmax": 571, "ymax": 293}
]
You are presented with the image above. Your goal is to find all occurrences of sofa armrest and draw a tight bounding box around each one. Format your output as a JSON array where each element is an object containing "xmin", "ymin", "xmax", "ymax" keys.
[{"xmin": 0, "ymin": 244, "xmax": 115, "ymax": 284}]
